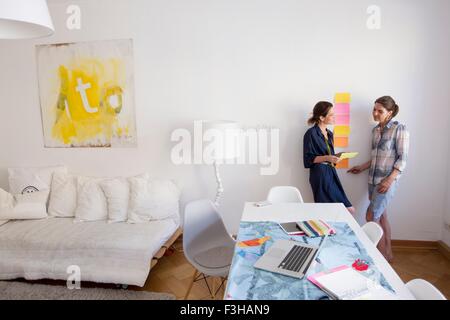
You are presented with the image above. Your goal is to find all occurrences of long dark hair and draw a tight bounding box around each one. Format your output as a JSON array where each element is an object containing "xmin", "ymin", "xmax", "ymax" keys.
[
  {"xmin": 375, "ymin": 96, "xmax": 399, "ymax": 121},
  {"xmin": 308, "ymin": 101, "xmax": 333, "ymax": 125}
]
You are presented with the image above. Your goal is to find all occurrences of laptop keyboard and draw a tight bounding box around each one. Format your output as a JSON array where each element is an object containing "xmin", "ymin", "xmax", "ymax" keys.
[{"xmin": 278, "ymin": 245, "xmax": 314, "ymax": 272}]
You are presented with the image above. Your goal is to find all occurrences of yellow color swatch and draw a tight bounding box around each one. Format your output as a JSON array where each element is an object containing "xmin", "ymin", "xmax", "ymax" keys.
[
  {"xmin": 334, "ymin": 136, "xmax": 349, "ymax": 148},
  {"xmin": 336, "ymin": 158, "xmax": 349, "ymax": 170},
  {"xmin": 335, "ymin": 93, "xmax": 351, "ymax": 104},
  {"xmin": 334, "ymin": 125, "xmax": 351, "ymax": 136}
]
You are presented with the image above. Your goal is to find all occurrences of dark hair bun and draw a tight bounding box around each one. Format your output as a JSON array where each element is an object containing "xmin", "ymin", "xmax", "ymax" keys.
[
  {"xmin": 308, "ymin": 101, "xmax": 333, "ymax": 126},
  {"xmin": 393, "ymin": 103, "xmax": 400, "ymax": 117}
]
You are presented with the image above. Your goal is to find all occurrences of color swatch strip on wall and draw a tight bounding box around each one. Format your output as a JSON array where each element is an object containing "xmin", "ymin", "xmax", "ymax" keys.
[{"xmin": 334, "ymin": 92, "xmax": 351, "ymax": 169}]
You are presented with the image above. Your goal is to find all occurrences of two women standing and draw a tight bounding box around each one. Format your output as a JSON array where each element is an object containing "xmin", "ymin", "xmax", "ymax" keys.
[{"xmin": 303, "ymin": 96, "xmax": 410, "ymax": 262}]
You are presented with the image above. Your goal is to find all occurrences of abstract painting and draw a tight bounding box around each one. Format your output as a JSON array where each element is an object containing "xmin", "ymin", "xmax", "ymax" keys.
[{"xmin": 36, "ymin": 39, "xmax": 137, "ymax": 148}]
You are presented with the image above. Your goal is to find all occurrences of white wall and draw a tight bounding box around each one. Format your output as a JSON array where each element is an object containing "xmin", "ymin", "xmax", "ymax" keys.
[{"xmin": 0, "ymin": 0, "xmax": 449, "ymax": 238}]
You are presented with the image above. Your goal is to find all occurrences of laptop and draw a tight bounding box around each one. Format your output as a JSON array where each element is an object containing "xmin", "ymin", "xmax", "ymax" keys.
[{"xmin": 254, "ymin": 235, "xmax": 328, "ymax": 279}]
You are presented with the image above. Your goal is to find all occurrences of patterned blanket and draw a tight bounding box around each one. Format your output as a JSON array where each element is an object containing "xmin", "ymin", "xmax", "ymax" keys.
[{"xmin": 225, "ymin": 221, "xmax": 394, "ymax": 300}]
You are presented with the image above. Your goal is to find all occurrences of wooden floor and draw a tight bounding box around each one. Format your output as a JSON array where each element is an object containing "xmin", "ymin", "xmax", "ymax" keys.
[
  {"xmin": 142, "ymin": 238, "xmax": 227, "ymax": 300},
  {"xmin": 11, "ymin": 238, "xmax": 450, "ymax": 300},
  {"xmin": 390, "ymin": 247, "xmax": 450, "ymax": 299},
  {"xmin": 142, "ymin": 238, "xmax": 450, "ymax": 300}
]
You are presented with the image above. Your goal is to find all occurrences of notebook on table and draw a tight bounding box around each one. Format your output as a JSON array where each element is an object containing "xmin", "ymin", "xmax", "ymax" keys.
[{"xmin": 308, "ymin": 265, "xmax": 399, "ymax": 300}]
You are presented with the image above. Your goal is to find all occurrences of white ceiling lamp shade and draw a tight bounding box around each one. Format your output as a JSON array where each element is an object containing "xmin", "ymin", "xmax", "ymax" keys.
[{"xmin": 0, "ymin": 0, "xmax": 54, "ymax": 39}]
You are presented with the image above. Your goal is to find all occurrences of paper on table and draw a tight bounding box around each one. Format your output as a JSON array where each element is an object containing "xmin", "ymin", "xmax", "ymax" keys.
[
  {"xmin": 238, "ymin": 236, "xmax": 271, "ymax": 248},
  {"xmin": 340, "ymin": 152, "xmax": 359, "ymax": 160},
  {"xmin": 308, "ymin": 265, "xmax": 398, "ymax": 300}
]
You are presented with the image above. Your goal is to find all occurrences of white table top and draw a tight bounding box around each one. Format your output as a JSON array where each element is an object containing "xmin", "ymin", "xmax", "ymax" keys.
[{"xmin": 240, "ymin": 202, "xmax": 415, "ymax": 300}]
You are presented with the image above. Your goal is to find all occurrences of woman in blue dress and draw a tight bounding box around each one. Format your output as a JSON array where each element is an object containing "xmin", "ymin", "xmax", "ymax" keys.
[{"xmin": 303, "ymin": 101, "xmax": 356, "ymax": 215}]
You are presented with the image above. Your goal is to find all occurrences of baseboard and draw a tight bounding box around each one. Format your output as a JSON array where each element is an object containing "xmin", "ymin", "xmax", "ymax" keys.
[
  {"xmin": 437, "ymin": 241, "xmax": 450, "ymax": 261},
  {"xmin": 391, "ymin": 240, "xmax": 438, "ymax": 250}
]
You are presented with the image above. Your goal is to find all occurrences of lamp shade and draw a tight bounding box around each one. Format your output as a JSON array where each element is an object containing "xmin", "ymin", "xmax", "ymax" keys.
[
  {"xmin": 0, "ymin": 0, "xmax": 54, "ymax": 39},
  {"xmin": 203, "ymin": 120, "xmax": 240, "ymax": 160}
]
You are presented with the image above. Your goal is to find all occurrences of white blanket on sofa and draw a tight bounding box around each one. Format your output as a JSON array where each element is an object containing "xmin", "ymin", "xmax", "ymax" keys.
[{"xmin": 0, "ymin": 218, "xmax": 179, "ymax": 287}]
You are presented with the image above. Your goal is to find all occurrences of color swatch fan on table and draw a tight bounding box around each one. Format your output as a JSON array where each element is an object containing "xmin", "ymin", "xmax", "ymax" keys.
[
  {"xmin": 334, "ymin": 93, "xmax": 351, "ymax": 169},
  {"xmin": 297, "ymin": 220, "xmax": 336, "ymax": 238}
]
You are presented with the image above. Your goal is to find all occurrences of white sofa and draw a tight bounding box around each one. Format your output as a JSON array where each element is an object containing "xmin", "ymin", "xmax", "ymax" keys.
[
  {"xmin": 0, "ymin": 167, "xmax": 182, "ymax": 287},
  {"xmin": 0, "ymin": 215, "xmax": 181, "ymax": 287}
]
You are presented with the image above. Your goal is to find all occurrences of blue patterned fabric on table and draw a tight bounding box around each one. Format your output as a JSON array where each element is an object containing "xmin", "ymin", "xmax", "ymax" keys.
[{"xmin": 225, "ymin": 221, "xmax": 395, "ymax": 300}]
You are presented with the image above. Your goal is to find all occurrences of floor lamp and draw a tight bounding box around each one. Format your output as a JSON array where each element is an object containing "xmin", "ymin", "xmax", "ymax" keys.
[{"xmin": 203, "ymin": 120, "xmax": 240, "ymax": 207}]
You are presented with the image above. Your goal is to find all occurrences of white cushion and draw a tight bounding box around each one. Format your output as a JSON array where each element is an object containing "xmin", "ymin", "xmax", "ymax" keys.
[
  {"xmin": 8, "ymin": 166, "xmax": 67, "ymax": 196},
  {"xmin": 0, "ymin": 220, "xmax": 8, "ymax": 227},
  {"xmin": 0, "ymin": 188, "xmax": 49, "ymax": 220},
  {"xmin": 48, "ymin": 171, "xmax": 78, "ymax": 218},
  {"xmin": 99, "ymin": 178, "xmax": 130, "ymax": 223},
  {"xmin": 74, "ymin": 177, "xmax": 108, "ymax": 223},
  {"xmin": 128, "ymin": 175, "xmax": 180, "ymax": 224}
]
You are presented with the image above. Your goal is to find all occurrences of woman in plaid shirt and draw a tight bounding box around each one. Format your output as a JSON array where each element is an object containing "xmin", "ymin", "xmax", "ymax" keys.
[{"xmin": 349, "ymin": 96, "xmax": 409, "ymax": 262}]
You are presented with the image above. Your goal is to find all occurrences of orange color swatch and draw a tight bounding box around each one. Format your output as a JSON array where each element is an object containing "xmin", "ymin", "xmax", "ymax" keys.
[
  {"xmin": 334, "ymin": 136, "xmax": 349, "ymax": 148},
  {"xmin": 336, "ymin": 158, "xmax": 349, "ymax": 169},
  {"xmin": 238, "ymin": 236, "xmax": 271, "ymax": 248}
]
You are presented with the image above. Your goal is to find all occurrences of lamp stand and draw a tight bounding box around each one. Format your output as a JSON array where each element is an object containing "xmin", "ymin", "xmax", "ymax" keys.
[{"xmin": 213, "ymin": 161, "xmax": 224, "ymax": 207}]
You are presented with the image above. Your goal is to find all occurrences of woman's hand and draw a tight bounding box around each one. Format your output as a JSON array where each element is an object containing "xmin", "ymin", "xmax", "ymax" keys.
[
  {"xmin": 326, "ymin": 155, "xmax": 342, "ymax": 164},
  {"xmin": 348, "ymin": 166, "xmax": 363, "ymax": 174},
  {"xmin": 377, "ymin": 177, "xmax": 394, "ymax": 194}
]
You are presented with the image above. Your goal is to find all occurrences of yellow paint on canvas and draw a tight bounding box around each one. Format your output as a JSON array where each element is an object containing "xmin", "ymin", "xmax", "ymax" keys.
[
  {"xmin": 335, "ymin": 93, "xmax": 351, "ymax": 104},
  {"xmin": 51, "ymin": 58, "xmax": 128, "ymax": 146},
  {"xmin": 334, "ymin": 125, "xmax": 351, "ymax": 136}
]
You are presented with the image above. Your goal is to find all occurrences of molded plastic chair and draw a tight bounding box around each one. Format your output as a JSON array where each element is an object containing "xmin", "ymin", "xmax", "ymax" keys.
[
  {"xmin": 183, "ymin": 199, "xmax": 236, "ymax": 299},
  {"xmin": 406, "ymin": 279, "xmax": 447, "ymax": 300},
  {"xmin": 267, "ymin": 186, "xmax": 304, "ymax": 204},
  {"xmin": 362, "ymin": 222, "xmax": 384, "ymax": 246}
]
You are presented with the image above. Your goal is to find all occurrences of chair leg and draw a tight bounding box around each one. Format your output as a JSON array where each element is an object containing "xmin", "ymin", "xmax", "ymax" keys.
[
  {"xmin": 184, "ymin": 269, "xmax": 198, "ymax": 300},
  {"xmin": 221, "ymin": 278, "xmax": 228, "ymax": 299},
  {"xmin": 212, "ymin": 277, "xmax": 227, "ymax": 300},
  {"xmin": 211, "ymin": 277, "xmax": 216, "ymax": 300}
]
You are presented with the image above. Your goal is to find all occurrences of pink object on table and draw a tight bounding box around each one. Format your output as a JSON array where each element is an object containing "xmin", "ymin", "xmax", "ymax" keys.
[{"xmin": 308, "ymin": 265, "xmax": 350, "ymax": 288}]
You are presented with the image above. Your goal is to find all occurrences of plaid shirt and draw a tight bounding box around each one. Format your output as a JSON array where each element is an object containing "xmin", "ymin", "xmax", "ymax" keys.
[{"xmin": 368, "ymin": 120, "xmax": 410, "ymax": 185}]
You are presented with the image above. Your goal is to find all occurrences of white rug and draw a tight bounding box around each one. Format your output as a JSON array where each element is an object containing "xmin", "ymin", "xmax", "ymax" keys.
[{"xmin": 0, "ymin": 281, "xmax": 176, "ymax": 300}]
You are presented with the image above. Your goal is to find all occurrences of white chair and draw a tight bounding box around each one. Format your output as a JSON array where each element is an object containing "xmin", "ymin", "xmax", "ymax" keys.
[
  {"xmin": 362, "ymin": 222, "xmax": 384, "ymax": 246},
  {"xmin": 183, "ymin": 199, "xmax": 236, "ymax": 299},
  {"xmin": 406, "ymin": 279, "xmax": 447, "ymax": 300},
  {"xmin": 267, "ymin": 186, "xmax": 304, "ymax": 204}
]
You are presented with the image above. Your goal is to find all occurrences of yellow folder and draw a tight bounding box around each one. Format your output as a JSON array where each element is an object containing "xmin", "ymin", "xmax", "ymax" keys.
[{"xmin": 340, "ymin": 152, "xmax": 359, "ymax": 160}]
